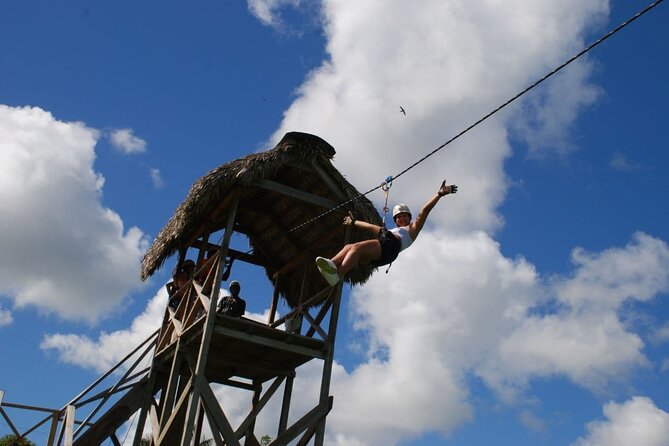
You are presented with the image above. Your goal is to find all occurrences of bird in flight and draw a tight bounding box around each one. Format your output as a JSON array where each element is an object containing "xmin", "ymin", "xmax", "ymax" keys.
[{"xmin": 399, "ymin": 106, "xmax": 406, "ymax": 115}]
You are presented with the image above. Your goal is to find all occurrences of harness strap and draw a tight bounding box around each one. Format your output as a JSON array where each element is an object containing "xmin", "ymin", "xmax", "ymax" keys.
[
  {"xmin": 380, "ymin": 175, "xmax": 394, "ymax": 273},
  {"xmin": 381, "ymin": 175, "xmax": 393, "ymax": 228}
]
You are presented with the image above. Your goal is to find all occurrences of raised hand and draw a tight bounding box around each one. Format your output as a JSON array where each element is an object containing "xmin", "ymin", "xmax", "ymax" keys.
[{"xmin": 438, "ymin": 180, "xmax": 458, "ymax": 196}]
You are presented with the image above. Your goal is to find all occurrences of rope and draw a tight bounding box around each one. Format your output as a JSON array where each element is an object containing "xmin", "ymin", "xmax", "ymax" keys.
[{"xmin": 283, "ymin": 0, "xmax": 663, "ymax": 235}]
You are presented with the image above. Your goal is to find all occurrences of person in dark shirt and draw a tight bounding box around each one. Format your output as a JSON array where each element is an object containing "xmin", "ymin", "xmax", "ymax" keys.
[
  {"xmin": 217, "ymin": 280, "xmax": 246, "ymax": 317},
  {"xmin": 166, "ymin": 259, "xmax": 196, "ymax": 309}
]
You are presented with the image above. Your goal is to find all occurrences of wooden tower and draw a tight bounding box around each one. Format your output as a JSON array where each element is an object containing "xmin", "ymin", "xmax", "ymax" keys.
[{"xmin": 28, "ymin": 132, "xmax": 382, "ymax": 446}]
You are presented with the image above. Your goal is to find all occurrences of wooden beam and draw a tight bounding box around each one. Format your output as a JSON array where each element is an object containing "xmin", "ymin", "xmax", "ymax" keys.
[
  {"xmin": 305, "ymin": 300, "xmax": 333, "ymax": 338},
  {"xmin": 268, "ymin": 275, "xmax": 281, "ymax": 324},
  {"xmin": 194, "ymin": 402, "xmax": 205, "ymax": 446},
  {"xmin": 271, "ymin": 398, "xmax": 332, "ymax": 446},
  {"xmin": 302, "ymin": 311, "xmax": 327, "ymax": 341},
  {"xmin": 218, "ymin": 379, "xmax": 256, "ymax": 391},
  {"xmin": 157, "ymin": 376, "xmax": 192, "ymax": 445},
  {"xmin": 227, "ymin": 248, "xmax": 264, "ymax": 267},
  {"xmin": 255, "ymin": 179, "xmax": 338, "ymax": 210},
  {"xmin": 209, "ymin": 426, "xmax": 225, "ymax": 446},
  {"xmin": 64, "ymin": 405, "xmax": 75, "ymax": 446},
  {"xmin": 181, "ymin": 193, "xmax": 239, "ymax": 445},
  {"xmin": 0, "ymin": 407, "xmax": 20, "ymax": 437},
  {"xmin": 159, "ymin": 340, "xmax": 186, "ymax": 431},
  {"xmin": 149, "ymin": 404, "xmax": 161, "ymax": 444},
  {"xmin": 189, "ymin": 240, "xmax": 264, "ymax": 268},
  {"xmin": 199, "ymin": 381, "xmax": 240, "ymax": 446},
  {"xmin": 311, "ymin": 161, "xmax": 346, "ymax": 201},
  {"xmin": 296, "ymin": 424, "xmax": 318, "ymax": 446},
  {"xmin": 270, "ymin": 287, "xmax": 333, "ymax": 329},
  {"xmin": 234, "ymin": 377, "xmax": 285, "ymax": 438},
  {"xmin": 213, "ymin": 326, "xmax": 326, "ymax": 359},
  {"xmin": 246, "ymin": 382, "xmax": 261, "ymax": 442},
  {"xmin": 0, "ymin": 401, "xmax": 61, "ymax": 414},
  {"xmin": 283, "ymin": 160, "xmax": 346, "ymax": 201},
  {"xmin": 314, "ymin": 226, "xmax": 351, "ymax": 445},
  {"xmin": 47, "ymin": 413, "xmax": 59, "ymax": 446},
  {"xmin": 278, "ymin": 376, "xmax": 294, "ymax": 436}
]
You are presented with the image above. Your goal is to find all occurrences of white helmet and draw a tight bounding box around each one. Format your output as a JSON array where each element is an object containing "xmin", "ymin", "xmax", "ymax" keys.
[{"xmin": 392, "ymin": 203, "xmax": 411, "ymax": 219}]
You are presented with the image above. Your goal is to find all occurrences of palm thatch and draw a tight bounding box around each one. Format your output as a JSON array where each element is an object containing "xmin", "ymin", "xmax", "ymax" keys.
[{"xmin": 141, "ymin": 132, "xmax": 382, "ymax": 307}]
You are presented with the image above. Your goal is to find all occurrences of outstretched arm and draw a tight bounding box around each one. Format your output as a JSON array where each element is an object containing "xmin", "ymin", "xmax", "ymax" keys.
[
  {"xmin": 409, "ymin": 180, "xmax": 458, "ymax": 239},
  {"xmin": 343, "ymin": 211, "xmax": 384, "ymax": 235}
]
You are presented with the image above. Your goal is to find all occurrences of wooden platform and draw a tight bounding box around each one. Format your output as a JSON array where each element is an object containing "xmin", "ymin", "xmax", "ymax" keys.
[{"xmin": 154, "ymin": 314, "xmax": 327, "ymax": 384}]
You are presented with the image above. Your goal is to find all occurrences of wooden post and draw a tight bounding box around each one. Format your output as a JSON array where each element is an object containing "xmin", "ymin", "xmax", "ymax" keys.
[
  {"xmin": 132, "ymin": 357, "xmax": 162, "ymax": 446},
  {"xmin": 159, "ymin": 340, "xmax": 186, "ymax": 430},
  {"xmin": 278, "ymin": 375, "xmax": 294, "ymax": 436},
  {"xmin": 196, "ymin": 234, "xmax": 210, "ymax": 265},
  {"xmin": 268, "ymin": 274, "xmax": 280, "ymax": 325},
  {"xmin": 64, "ymin": 405, "xmax": 75, "ymax": 446},
  {"xmin": 194, "ymin": 401, "xmax": 205, "ymax": 445},
  {"xmin": 313, "ymin": 225, "xmax": 351, "ymax": 445},
  {"xmin": 47, "ymin": 412, "xmax": 59, "ymax": 446},
  {"xmin": 245, "ymin": 381, "xmax": 261, "ymax": 445},
  {"xmin": 181, "ymin": 193, "xmax": 239, "ymax": 445}
]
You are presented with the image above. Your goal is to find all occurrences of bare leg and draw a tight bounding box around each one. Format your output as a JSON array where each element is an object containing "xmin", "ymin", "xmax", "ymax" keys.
[
  {"xmin": 331, "ymin": 244, "xmax": 355, "ymax": 265},
  {"xmin": 334, "ymin": 240, "xmax": 382, "ymax": 276}
]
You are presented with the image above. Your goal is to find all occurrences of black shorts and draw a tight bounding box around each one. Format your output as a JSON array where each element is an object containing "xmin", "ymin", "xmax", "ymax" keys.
[{"xmin": 370, "ymin": 228, "xmax": 401, "ymax": 267}]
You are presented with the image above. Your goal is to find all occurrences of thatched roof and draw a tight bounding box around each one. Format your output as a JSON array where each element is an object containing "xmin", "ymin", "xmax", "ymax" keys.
[{"xmin": 141, "ymin": 132, "xmax": 382, "ymax": 307}]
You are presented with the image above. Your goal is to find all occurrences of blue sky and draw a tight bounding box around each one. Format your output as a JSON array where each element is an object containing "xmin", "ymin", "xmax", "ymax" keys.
[{"xmin": 1, "ymin": 1, "xmax": 669, "ymax": 445}]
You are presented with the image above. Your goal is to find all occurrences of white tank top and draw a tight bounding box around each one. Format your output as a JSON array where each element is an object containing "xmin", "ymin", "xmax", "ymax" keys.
[{"xmin": 390, "ymin": 226, "xmax": 413, "ymax": 251}]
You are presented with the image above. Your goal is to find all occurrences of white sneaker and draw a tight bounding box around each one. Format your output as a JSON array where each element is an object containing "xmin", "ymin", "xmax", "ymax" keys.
[{"xmin": 316, "ymin": 257, "xmax": 340, "ymax": 287}]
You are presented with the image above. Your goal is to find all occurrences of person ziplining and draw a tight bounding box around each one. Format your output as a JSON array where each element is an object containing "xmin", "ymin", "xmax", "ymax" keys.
[{"xmin": 316, "ymin": 180, "xmax": 458, "ymax": 286}]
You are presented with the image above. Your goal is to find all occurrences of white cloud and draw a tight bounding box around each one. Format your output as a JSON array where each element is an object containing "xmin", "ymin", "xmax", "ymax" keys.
[
  {"xmin": 0, "ymin": 306, "xmax": 13, "ymax": 327},
  {"xmin": 479, "ymin": 232, "xmax": 669, "ymax": 398},
  {"xmin": 109, "ymin": 128, "xmax": 147, "ymax": 154},
  {"xmin": 662, "ymin": 359, "xmax": 669, "ymax": 373},
  {"xmin": 41, "ymin": 288, "xmax": 167, "ymax": 372},
  {"xmin": 519, "ymin": 410, "xmax": 547, "ymax": 433},
  {"xmin": 247, "ymin": 0, "xmax": 302, "ymax": 28},
  {"xmin": 555, "ymin": 232, "xmax": 669, "ymax": 312},
  {"xmin": 610, "ymin": 151, "xmax": 642, "ymax": 172},
  {"xmin": 149, "ymin": 167, "xmax": 164, "ymax": 189},
  {"xmin": 572, "ymin": 396, "xmax": 669, "ymax": 446},
  {"xmin": 268, "ymin": 0, "xmax": 609, "ymax": 235},
  {"xmin": 0, "ymin": 105, "xmax": 148, "ymax": 322},
  {"xmin": 653, "ymin": 323, "xmax": 669, "ymax": 344},
  {"xmin": 513, "ymin": 60, "xmax": 602, "ymax": 157}
]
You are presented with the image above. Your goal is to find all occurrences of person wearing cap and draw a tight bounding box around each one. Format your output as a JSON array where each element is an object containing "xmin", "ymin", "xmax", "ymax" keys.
[
  {"xmin": 166, "ymin": 259, "xmax": 196, "ymax": 308},
  {"xmin": 217, "ymin": 280, "xmax": 246, "ymax": 317},
  {"xmin": 316, "ymin": 180, "xmax": 457, "ymax": 286},
  {"xmin": 174, "ymin": 260, "xmax": 196, "ymax": 288}
]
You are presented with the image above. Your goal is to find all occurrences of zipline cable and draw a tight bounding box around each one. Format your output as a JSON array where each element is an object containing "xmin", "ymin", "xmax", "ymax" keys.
[
  {"xmin": 391, "ymin": 0, "xmax": 664, "ymax": 183},
  {"xmin": 285, "ymin": 0, "xmax": 664, "ymax": 235}
]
